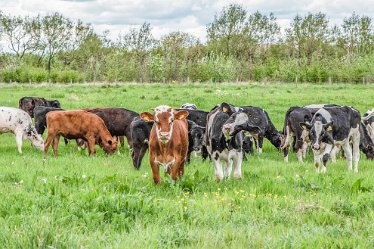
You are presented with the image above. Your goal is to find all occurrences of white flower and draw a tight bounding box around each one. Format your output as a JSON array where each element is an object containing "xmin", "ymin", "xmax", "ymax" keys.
[
  {"xmin": 82, "ymin": 174, "xmax": 87, "ymax": 179},
  {"xmin": 41, "ymin": 178, "xmax": 47, "ymax": 184}
]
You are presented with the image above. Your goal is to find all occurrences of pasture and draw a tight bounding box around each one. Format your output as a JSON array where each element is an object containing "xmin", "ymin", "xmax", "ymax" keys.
[{"xmin": 0, "ymin": 82, "xmax": 373, "ymax": 248}]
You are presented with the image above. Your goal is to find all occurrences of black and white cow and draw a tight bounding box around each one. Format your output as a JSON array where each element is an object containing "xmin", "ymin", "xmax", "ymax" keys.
[
  {"xmin": 220, "ymin": 103, "xmax": 282, "ymax": 154},
  {"xmin": 0, "ymin": 107, "xmax": 44, "ymax": 153},
  {"xmin": 281, "ymin": 106, "xmax": 313, "ymax": 163},
  {"xmin": 181, "ymin": 103, "xmax": 198, "ymax": 110},
  {"xmin": 362, "ymin": 109, "xmax": 374, "ymax": 142},
  {"xmin": 186, "ymin": 120, "xmax": 207, "ymax": 163},
  {"xmin": 130, "ymin": 117, "xmax": 153, "ymax": 170},
  {"xmin": 205, "ymin": 103, "xmax": 260, "ymax": 181},
  {"xmin": 359, "ymin": 122, "xmax": 374, "ymax": 159},
  {"xmin": 300, "ymin": 106, "xmax": 361, "ymax": 173}
]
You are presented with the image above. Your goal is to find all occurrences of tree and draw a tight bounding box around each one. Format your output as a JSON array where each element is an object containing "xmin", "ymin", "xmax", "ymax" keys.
[
  {"xmin": 286, "ymin": 13, "xmax": 330, "ymax": 61},
  {"xmin": 341, "ymin": 13, "xmax": 374, "ymax": 55},
  {"xmin": 207, "ymin": 4, "xmax": 247, "ymax": 57},
  {"xmin": 120, "ymin": 22, "xmax": 157, "ymax": 82},
  {"xmin": 160, "ymin": 31, "xmax": 199, "ymax": 81},
  {"xmin": 0, "ymin": 13, "xmax": 41, "ymax": 63}
]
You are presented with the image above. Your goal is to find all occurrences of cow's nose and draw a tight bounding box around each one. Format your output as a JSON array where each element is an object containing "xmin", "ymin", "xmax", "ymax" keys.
[
  {"xmin": 312, "ymin": 144, "xmax": 320, "ymax": 150},
  {"xmin": 160, "ymin": 132, "xmax": 169, "ymax": 137}
]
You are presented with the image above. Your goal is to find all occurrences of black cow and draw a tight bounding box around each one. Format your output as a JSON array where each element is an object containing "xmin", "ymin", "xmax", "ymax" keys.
[
  {"xmin": 186, "ymin": 120, "xmax": 207, "ymax": 163},
  {"xmin": 300, "ymin": 106, "xmax": 361, "ymax": 173},
  {"xmin": 220, "ymin": 103, "xmax": 282, "ymax": 154},
  {"xmin": 19, "ymin": 96, "xmax": 61, "ymax": 118},
  {"xmin": 281, "ymin": 107, "xmax": 313, "ymax": 163},
  {"xmin": 205, "ymin": 103, "xmax": 260, "ymax": 181},
  {"xmin": 242, "ymin": 133, "xmax": 254, "ymax": 161},
  {"xmin": 130, "ymin": 117, "xmax": 153, "ymax": 170},
  {"xmin": 84, "ymin": 108, "xmax": 139, "ymax": 149},
  {"xmin": 34, "ymin": 106, "xmax": 63, "ymax": 135}
]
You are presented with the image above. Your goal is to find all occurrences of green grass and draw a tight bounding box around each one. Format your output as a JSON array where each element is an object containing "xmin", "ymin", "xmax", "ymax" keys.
[{"xmin": 0, "ymin": 82, "xmax": 373, "ymax": 248}]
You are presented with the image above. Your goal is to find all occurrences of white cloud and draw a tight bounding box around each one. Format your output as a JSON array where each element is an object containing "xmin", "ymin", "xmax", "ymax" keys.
[{"xmin": 0, "ymin": 0, "xmax": 373, "ymax": 43}]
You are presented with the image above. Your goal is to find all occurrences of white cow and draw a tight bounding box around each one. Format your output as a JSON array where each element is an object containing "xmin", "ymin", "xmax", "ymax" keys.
[{"xmin": 0, "ymin": 107, "xmax": 44, "ymax": 153}]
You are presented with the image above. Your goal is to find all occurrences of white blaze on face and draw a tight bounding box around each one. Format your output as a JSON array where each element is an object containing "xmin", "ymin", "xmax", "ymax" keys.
[
  {"xmin": 314, "ymin": 121, "xmax": 323, "ymax": 146},
  {"xmin": 154, "ymin": 105, "xmax": 173, "ymax": 143}
]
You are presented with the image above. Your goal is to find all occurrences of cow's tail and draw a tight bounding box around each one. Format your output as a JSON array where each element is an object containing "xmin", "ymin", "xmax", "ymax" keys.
[{"xmin": 280, "ymin": 106, "xmax": 300, "ymax": 149}]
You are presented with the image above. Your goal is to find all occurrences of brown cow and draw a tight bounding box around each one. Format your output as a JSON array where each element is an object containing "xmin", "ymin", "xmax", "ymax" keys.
[
  {"xmin": 44, "ymin": 110, "xmax": 117, "ymax": 157},
  {"xmin": 140, "ymin": 106, "xmax": 189, "ymax": 184}
]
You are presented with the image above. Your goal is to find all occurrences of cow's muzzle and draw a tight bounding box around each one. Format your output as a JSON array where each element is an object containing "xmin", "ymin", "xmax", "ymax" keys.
[{"xmin": 312, "ymin": 144, "xmax": 320, "ymax": 150}]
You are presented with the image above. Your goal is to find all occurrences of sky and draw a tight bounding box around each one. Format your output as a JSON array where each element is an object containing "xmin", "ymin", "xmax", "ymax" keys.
[{"xmin": 1, "ymin": 0, "xmax": 373, "ymax": 42}]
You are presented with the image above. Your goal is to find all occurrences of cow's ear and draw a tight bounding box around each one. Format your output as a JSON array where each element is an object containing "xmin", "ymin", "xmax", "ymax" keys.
[
  {"xmin": 324, "ymin": 122, "xmax": 333, "ymax": 131},
  {"xmin": 140, "ymin": 112, "xmax": 154, "ymax": 122},
  {"xmin": 299, "ymin": 122, "xmax": 311, "ymax": 130},
  {"xmin": 221, "ymin": 102, "xmax": 232, "ymax": 114},
  {"xmin": 175, "ymin": 110, "xmax": 189, "ymax": 120}
]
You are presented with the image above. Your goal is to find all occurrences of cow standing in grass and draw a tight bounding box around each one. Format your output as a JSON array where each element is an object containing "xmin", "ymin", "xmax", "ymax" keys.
[
  {"xmin": 19, "ymin": 96, "xmax": 61, "ymax": 118},
  {"xmin": 44, "ymin": 110, "xmax": 118, "ymax": 157},
  {"xmin": 300, "ymin": 106, "xmax": 361, "ymax": 173},
  {"xmin": 140, "ymin": 106, "xmax": 189, "ymax": 184},
  {"xmin": 0, "ymin": 107, "xmax": 44, "ymax": 153}
]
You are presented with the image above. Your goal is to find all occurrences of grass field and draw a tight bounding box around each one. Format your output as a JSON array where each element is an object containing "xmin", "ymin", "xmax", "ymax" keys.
[{"xmin": 0, "ymin": 82, "xmax": 373, "ymax": 248}]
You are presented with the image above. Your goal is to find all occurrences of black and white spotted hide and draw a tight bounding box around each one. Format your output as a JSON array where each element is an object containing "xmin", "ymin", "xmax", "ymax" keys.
[
  {"xmin": 205, "ymin": 104, "xmax": 245, "ymax": 181},
  {"xmin": 300, "ymin": 106, "xmax": 361, "ymax": 173}
]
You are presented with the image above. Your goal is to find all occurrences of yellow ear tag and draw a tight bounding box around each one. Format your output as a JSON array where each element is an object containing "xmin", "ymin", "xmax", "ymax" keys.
[
  {"xmin": 326, "ymin": 126, "xmax": 333, "ymax": 131},
  {"xmin": 223, "ymin": 107, "xmax": 228, "ymax": 113}
]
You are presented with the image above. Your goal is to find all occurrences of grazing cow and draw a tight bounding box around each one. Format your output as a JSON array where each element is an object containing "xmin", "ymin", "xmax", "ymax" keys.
[
  {"xmin": 34, "ymin": 106, "xmax": 63, "ymax": 135},
  {"xmin": 359, "ymin": 122, "xmax": 374, "ymax": 159},
  {"xmin": 44, "ymin": 110, "xmax": 118, "ymax": 157},
  {"xmin": 362, "ymin": 109, "xmax": 374, "ymax": 142},
  {"xmin": 186, "ymin": 120, "xmax": 206, "ymax": 163},
  {"xmin": 140, "ymin": 106, "xmax": 189, "ymax": 184},
  {"xmin": 220, "ymin": 103, "xmax": 282, "ymax": 154},
  {"xmin": 0, "ymin": 107, "xmax": 44, "ymax": 153},
  {"xmin": 300, "ymin": 106, "xmax": 361, "ymax": 173},
  {"xmin": 19, "ymin": 96, "xmax": 61, "ymax": 118},
  {"xmin": 83, "ymin": 108, "xmax": 139, "ymax": 149},
  {"xmin": 181, "ymin": 103, "xmax": 198, "ymax": 110},
  {"xmin": 130, "ymin": 117, "xmax": 153, "ymax": 170},
  {"xmin": 242, "ymin": 133, "xmax": 254, "ymax": 157},
  {"xmin": 205, "ymin": 103, "xmax": 260, "ymax": 181},
  {"xmin": 281, "ymin": 107, "xmax": 313, "ymax": 163}
]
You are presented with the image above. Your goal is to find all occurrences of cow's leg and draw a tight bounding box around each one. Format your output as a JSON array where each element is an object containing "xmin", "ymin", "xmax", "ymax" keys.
[
  {"xmin": 233, "ymin": 151, "xmax": 243, "ymax": 179},
  {"xmin": 224, "ymin": 159, "xmax": 233, "ymax": 179},
  {"xmin": 186, "ymin": 149, "xmax": 192, "ymax": 164},
  {"xmin": 342, "ymin": 140, "xmax": 353, "ymax": 171},
  {"xmin": 87, "ymin": 138, "xmax": 96, "ymax": 156},
  {"xmin": 313, "ymin": 150, "xmax": 322, "ymax": 173},
  {"xmin": 302, "ymin": 142, "xmax": 308, "ymax": 158},
  {"xmin": 15, "ymin": 131, "xmax": 23, "ymax": 154},
  {"xmin": 295, "ymin": 138, "xmax": 304, "ymax": 163},
  {"xmin": 44, "ymin": 134, "xmax": 54, "ymax": 158},
  {"xmin": 150, "ymin": 157, "xmax": 160, "ymax": 184},
  {"xmin": 352, "ymin": 131, "xmax": 360, "ymax": 173},
  {"xmin": 120, "ymin": 136, "xmax": 125, "ymax": 148},
  {"xmin": 202, "ymin": 146, "xmax": 209, "ymax": 161},
  {"xmin": 283, "ymin": 145, "xmax": 290, "ymax": 163},
  {"xmin": 330, "ymin": 145, "xmax": 340, "ymax": 163},
  {"xmin": 257, "ymin": 136, "xmax": 264, "ymax": 154},
  {"xmin": 52, "ymin": 135, "xmax": 60, "ymax": 158},
  {"xmin": 213, "ymin": 156, "xmax": 223, "ymax": 182},
  {"xmin": 321, "ymin": 144, "xmax": 333, "ymax": 173}
]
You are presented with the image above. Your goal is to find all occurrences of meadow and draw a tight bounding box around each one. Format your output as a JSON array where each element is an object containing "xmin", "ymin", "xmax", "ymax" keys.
[{"xmin": 0, "ymin": 82, "xmax": 373, "ymax": 248}]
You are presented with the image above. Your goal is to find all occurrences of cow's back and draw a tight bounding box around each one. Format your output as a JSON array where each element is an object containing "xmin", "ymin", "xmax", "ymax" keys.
[{"xmin": 0, "ymin": 107, "xmax": 31, "ymax": 132}]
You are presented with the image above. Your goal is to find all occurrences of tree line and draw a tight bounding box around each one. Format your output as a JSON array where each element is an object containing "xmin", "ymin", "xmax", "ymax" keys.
[{"xmin": 0, "ymin": 4, "xmax": 373, "ymax": 83}]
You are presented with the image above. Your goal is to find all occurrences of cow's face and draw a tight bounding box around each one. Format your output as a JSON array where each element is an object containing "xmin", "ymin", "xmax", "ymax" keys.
[
  {"xmin": 242, "ymin": 135, "xmax": 253, "ymax": 154},
  {"xmin": 141, "ymin": 106, "xmax": 188, "ymax": 144},
  {"xmin": 22, "ymin": 100, "xmax": 34, "ymax": 117},
  {"xmin": 99, "ymin": 137, "xmax": 118, "ymax": 154},
  {"xmin": 300, "ymin": 120, "xmax": 333, "ymax": 150},
  {"xmin": 190, "ymin": 125, "xmax": 205, "ymax": 151},
  {"xmin": 222, "ymin": 110, "xmax": 261, "ymax": 140},
  {"xmin": 25, "ymin": 126, "xmax": 44, "ymax": 150}
]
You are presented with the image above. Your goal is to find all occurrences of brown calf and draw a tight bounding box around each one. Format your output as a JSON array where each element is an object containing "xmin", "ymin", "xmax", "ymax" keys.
[
  {"xmin": 141, "ymin": 106, "xmax": 189, "ymax": 184},
  {"xmin": 44, "ymin": 110, "xmax": 117, "ymax": 157}
]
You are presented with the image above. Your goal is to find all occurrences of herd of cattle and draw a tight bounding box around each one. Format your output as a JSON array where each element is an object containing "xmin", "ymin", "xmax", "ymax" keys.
[{"xmin": 0, "ymin": 96, "xmax": 373, "ymax": 183}]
